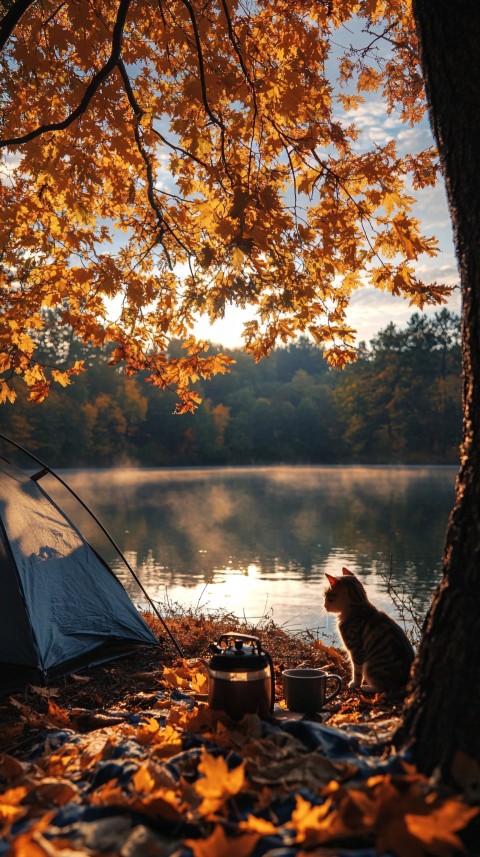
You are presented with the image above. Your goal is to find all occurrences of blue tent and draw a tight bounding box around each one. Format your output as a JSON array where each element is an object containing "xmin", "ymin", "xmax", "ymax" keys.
[{"xmin": 0, "ymin": 455, "xmax": 158, "ymax": 691}]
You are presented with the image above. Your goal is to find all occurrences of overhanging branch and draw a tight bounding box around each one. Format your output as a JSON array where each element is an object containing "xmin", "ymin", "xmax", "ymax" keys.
[
  {"xmin": 117, "ymin": 58, "xmax": 192, "ymax": 266},
  {"xmin": 0, "ymin": 0, "xmax": 37, "ymax": 51},
  {"xmin": 0, "ymin": 0, "xmax": 131, "ymax": 148}
]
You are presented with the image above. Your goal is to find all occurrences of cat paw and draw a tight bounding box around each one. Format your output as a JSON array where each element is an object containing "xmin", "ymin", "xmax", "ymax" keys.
[{"xmin": 348, "ymin": 680, "xmax": 361, "ymax": 689}]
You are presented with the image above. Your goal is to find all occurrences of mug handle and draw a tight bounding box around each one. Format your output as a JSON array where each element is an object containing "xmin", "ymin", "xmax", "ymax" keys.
[{"xmin": 325, "ymin": 674, "xmax": 343, "ymax": 702}]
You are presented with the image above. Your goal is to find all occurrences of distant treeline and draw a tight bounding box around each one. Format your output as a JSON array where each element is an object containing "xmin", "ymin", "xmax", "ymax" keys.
[{"xmin": 0, "ymin": 309, "xmax": 461, "ymax": 467}]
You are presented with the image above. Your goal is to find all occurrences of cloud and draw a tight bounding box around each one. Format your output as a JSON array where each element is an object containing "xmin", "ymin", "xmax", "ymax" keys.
[{"xmin": 346, "ymin": 285, "xmax": 461, "ymax": 345}]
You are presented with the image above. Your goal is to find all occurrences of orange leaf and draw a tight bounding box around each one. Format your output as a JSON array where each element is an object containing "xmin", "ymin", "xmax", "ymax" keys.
[
  {"xmin": 194, "ymin": 749, "xmax": 245, "ymax": 816},
  {"xmin": 131, "ymin": 765, "xmax": 156, "ymax": 794},
  {"xmin": 239, "ymin": 814, "xmax": 278, "ymax": 835},
  {"xmin": 9, "ymin": 832, "xmax": 54, "ymax": 857},
  {"xmin": 31, "ymin": 778, "xmax": 78, "ymax": 807},
  {"xmin": 46, "ymin": 700, "xmax": 71, "ymax": 727},
  {"xmin": 185, "ymin": 825, "xmax": 259, "ymax": 857},
  {"xmin": 289, "ymin": 794, "xmax": 335, "ymax": 846},
  {"xmin": 405, "ymin": 800, "xmax": 479, "ymax": 857},
  {"xmin": 132, "ymin": 788, "xmax": 184, "ymax": 822},
  {"xmin": 0, "ymin": 754, "xmax": 29, "ymax": 784}
]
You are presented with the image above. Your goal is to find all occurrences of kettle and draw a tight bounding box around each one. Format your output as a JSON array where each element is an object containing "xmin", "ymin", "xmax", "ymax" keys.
[{"xmin": 206, "ymin": 632, "xmax": 275, "ymax": 720}]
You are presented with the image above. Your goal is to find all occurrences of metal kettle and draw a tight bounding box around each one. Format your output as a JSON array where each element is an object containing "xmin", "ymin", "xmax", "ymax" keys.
[{"xmin": 206, "ymin": 632, "xmax": 275, "ymax": 720}]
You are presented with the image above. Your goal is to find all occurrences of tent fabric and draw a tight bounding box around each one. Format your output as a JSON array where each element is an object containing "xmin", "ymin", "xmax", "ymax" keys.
[{"xmin": 0, "ymin": 456, "xmax": 158, "ymax": 687}]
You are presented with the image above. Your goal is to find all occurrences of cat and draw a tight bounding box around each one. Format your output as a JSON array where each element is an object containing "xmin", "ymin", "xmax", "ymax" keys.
[{"xmin": 324, "ymin": 567, "xmax": 415, "ymax": 693}]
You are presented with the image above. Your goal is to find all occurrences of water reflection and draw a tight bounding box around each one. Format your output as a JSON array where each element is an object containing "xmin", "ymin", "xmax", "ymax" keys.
[{"xmin": 44, "ymin": 466, "xmax": 456, "ymax": 639}]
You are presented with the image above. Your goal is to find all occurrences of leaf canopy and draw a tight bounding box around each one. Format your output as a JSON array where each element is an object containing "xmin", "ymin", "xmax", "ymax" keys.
[{"xmin": 0, "ymin": 0, "xmax": 451, "ymax": 408}]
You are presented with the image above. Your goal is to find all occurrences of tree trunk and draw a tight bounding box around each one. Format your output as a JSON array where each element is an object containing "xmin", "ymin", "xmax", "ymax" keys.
[{"xmin": 400, "ymin": 1, "xmax": 480, "ymax": 778}]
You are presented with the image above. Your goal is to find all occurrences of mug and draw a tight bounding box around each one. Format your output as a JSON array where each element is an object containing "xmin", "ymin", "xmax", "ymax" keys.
[{"xmin": 282, "ymin": 668, "xmax": 342, "ymax": 713}]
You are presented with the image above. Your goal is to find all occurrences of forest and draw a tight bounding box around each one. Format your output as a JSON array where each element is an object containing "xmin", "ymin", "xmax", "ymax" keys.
[{"xmin": 0, "ymin": 308, "xmax": 461, "ymax": 468}]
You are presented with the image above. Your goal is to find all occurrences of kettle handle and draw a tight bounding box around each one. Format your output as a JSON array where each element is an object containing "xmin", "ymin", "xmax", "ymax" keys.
[
  {"xmin": 218, "ymin": 632, "xmax": 262, "ymax": 655},
  {"xmin": 264, "ymin": 648, "xmax": 276, "ymax": 714}
]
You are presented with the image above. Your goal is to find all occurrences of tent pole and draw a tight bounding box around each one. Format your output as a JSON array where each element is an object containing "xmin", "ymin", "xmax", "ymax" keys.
[{"xmin": 0, "ymin": 433, "xmax": 184, "ymax": 658}]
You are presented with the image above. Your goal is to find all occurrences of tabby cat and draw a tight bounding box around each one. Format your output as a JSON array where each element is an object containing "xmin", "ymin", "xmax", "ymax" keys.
[{"xmin": 324, "ymin": 567, "xmax": 415, "ymax": 693}]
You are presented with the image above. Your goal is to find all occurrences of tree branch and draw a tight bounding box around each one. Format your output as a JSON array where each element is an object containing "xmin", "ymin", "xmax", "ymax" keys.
[
  {"xmin": 177, "ymin": 0, "xmax": 224, "ymax": 132},
  {"xmin": 0, "ymin": 0, "xmax": 132, "ymax": 148},
  {"xmin": 117, "ymin": 58, "xmax": 192, "ymax": 267},
  {"xmin": 219, "ymin": 0, "xmax": 257, "ymax": 186},
  {"xmin": 177, "ymin": 0, "xmax": 232, "ymax": 180},
  {"xmin": 0, "ymin": 0, "xmax": 37, "ymax": 51}
]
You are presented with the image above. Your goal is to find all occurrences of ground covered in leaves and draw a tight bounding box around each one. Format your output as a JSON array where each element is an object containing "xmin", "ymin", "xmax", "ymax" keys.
[{"xmin": 0, "ymin": 611, "xmax": 478, "ymax": 856}]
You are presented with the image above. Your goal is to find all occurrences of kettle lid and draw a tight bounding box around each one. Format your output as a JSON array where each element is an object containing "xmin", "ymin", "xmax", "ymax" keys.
[{"xmin": 208, "ymin": 632, "xmax": 269, "ymax": 671}]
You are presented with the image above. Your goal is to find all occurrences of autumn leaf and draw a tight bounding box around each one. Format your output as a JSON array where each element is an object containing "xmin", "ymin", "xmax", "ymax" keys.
[
  {"xmin": 190, "ymin": 672, "xmax": 208, "ymax": 694},
  {"xmin": 0, "ymin": 754, "xmax": 30, "ymax": 784},
  {"xmin": 184, "ymin": 825, "xmax": 259, "ymax": 857},
  {"xmin": 29, "ymin": 685, "xmax": 60, "ymax": 699},
  {"xmin": 0, "ymin": 381, "xmax": 16, "ymax": 405},
  {"xmin": 162, "ymin": 666, "xmax": 189, "ymax": 688},
  {"xmin": 0, "ymin": 352, "xmax": 12, "ymax": 373},
  {"xmin": 9, "ymin": 832, "xmax": 56, "ymax": 857},
  {"xmin": 168, "ymin": 702, "xmax": 214, "ymax": 733},
  {"xmin": 27, "ymin": 382, "xmax": 50, "ymax": 404},
  {"xmin": 136, "ymin": 716, "xmax": 162, "ymax": 741},
  {"xmin": 50, "ymin": 369, "xmax": 72, "ymax": 387},
  {"xmin": 404, "ymin": 800, "xmax": 479, "ymax": 857},
  {"xmin": 129, "ymin": 766, "xmax": 184, "ymax": 821},
  {"xmin": 131, "ymin": 765, "xmax": 156, "ymax": 794},
  {"xmin": 30, "ymin": 778, "xmax": 79, "ymax": 807},
  {"xmin": 151, "ymin": 724, "xmax": 184, "ymax": 758},
  {"xmin": 0, "ymin": 785, "xmax": 29, "ymax": 831},
  {"xmin": 289, "ymin": 794, "xmax": 337, "ymax": 847},
  {"xmin": 238, "ymin": 814, "xmax": 278, "ymax": 835},
  {"xmin": 193, "ymin": 749, "xmax": 246, "ymax": 816},
  {"xmin": 45, "ymin": 700, "xmax": 71, "ymax": 728},
  {"xmin": 134, "ymin": 718, "xmax": 183, "ymax": 757}
]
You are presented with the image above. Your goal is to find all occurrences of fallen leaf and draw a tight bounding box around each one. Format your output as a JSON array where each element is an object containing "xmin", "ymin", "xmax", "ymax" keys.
[
  {"xmin": 131, "ymin": 788, "xmax": 184, "ymax": 822},
  {"xmin": 185, "ymin": 825, "xmax": 259, "ymax": 857},
  {"xmin": 194, "ymin": 749, "xmax": 245, "ymax": 816},
  {"xmin": 29, "ymin": 685, "xmax": 60, "ymax": 698},
  {"xmin": 238, "ymin": 814, "xmax": 278, "ymax": 834},
  {"xmin": 289, "ymin": 794, "xmax": 340, "ymax": 848},
  {"xmin": 29, "ymin": 778, "xmax": 79, "ymax": 807},
  {"xmin": 131, "ymin": 764, "xmax": 156, "ymax": 794},
  {"xmin": 168, "ymin": 702, "xmax": 214, "ymax": 733},
  {"xmin": 0, "ymin": 753, "xmax": 30, "ymax": 783},
  {"xmin": 46, "ymin": 700, "xmax": 71, "ymax": 727},
  {"xmin": 405, "ymin": 799, "xmax": 479, "ymax": 857}
]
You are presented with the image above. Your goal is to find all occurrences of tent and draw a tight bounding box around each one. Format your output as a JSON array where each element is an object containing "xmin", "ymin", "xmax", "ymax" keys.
[{"xmin": 0, "ymin": 454, "xmax": 159, "ymax": 692}]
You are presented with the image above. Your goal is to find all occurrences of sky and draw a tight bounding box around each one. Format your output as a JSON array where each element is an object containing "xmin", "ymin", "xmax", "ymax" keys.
[{"xmin": 194, "ymin": 99, "xmax": 460, "ymax": 350}]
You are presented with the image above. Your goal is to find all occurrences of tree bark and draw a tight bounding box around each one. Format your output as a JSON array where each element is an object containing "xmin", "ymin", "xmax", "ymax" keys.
[{"xmin": 400, "ymin": 0, "xmax": 480, "ymax": 778}]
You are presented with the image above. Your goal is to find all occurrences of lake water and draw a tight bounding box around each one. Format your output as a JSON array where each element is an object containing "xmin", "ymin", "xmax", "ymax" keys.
[{"xmin": 45, "ymin": 466, "xmax": 457, "ymax": 643}]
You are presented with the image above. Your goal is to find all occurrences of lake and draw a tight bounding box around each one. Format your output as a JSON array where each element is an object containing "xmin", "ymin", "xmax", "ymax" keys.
[{"xmin": 45, "ymin": 466, "xmax": 457, "ymax": 643}]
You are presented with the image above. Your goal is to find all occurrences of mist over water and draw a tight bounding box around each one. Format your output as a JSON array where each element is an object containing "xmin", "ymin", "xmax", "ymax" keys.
[{"xmin": 44, "ymin": 466, "xmax": 456, "ymax": 640}]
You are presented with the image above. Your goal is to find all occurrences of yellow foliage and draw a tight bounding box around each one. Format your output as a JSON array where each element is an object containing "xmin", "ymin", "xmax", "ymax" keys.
[
  {"xmin": 193, "ymin": 748, "xmax": 246, "ymax": 816},
  {"xmin": 0, "ymin": 0, "xmax": 450, "ymax": 408}
]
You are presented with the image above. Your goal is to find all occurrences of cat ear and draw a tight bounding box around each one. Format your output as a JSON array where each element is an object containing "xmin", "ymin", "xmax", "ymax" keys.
[
  {"xmin": 342, "ymin": 567, "xmax": 355, "ymax": 576},
  {"xmin": 325, "ymin": 573, "xmax": 339, "ymax": 587}
]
